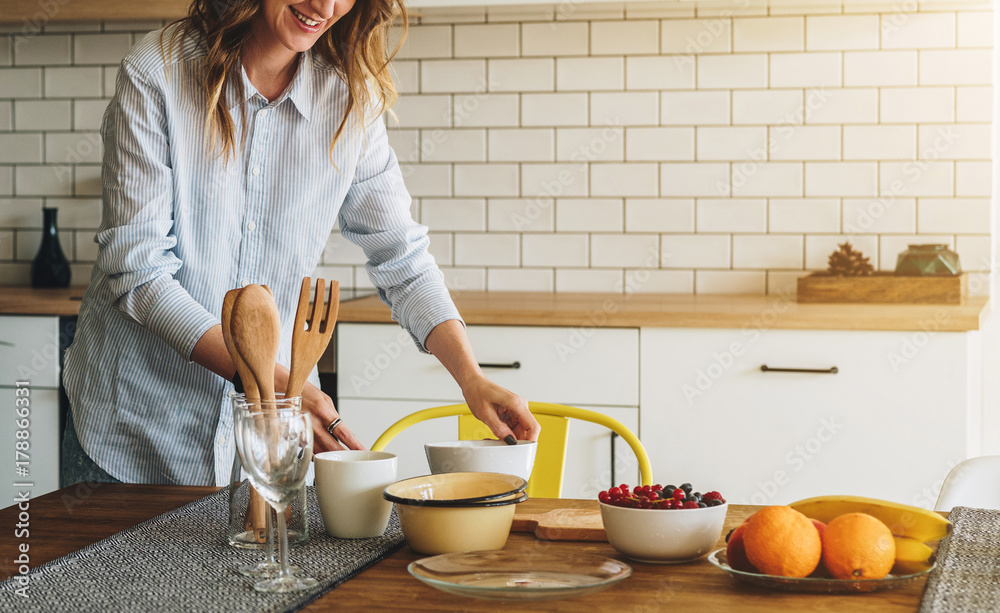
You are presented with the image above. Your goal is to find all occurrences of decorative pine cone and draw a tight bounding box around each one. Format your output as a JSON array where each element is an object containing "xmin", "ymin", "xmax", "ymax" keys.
[{"xmin": 827, "ymin": 242, "xmax": 874, "ymax": 276}]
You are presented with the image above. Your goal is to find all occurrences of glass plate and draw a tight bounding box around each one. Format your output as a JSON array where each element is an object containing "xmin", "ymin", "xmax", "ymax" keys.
[
  {"xmin": 707, "ymin": 549, "xmax": 935, "ymax": 593},
  {"xmin": 408, "ymin": 550, "xmax": 632, "ymax": 601}
]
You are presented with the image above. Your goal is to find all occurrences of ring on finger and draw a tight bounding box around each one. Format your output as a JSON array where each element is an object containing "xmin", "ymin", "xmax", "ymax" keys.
[{"xmin": 326, "ymin": 417, "xmax": 343, "ymax": 443}]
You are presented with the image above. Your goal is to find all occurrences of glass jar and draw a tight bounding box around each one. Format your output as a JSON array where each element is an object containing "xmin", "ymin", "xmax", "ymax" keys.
[
  {"xmin": 895, "ymin": 244, "xmax": 961, "ymax": 276},
  {"xmin": 227, "ymin": 395, "xmax": 310, "ymax": 549}
]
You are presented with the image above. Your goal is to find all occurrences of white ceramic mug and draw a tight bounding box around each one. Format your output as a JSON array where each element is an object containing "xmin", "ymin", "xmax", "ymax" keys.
[{"xmin": 315, "ymin": 450, "xmax": 397, "ymax": 539}]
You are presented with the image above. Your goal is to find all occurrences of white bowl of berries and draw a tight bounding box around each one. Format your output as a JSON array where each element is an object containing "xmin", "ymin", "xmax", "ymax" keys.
[{"xmin": 598, "ymin": 483, "xmax": 728, "ymax": 564}]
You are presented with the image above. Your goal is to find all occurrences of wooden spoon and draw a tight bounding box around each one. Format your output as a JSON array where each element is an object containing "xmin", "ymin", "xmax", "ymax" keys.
[
  {"xmin": 221, "ymin": 289, "xmax": 261, "ymax": 403},
  {"xmin": 221, "ymin": 287, "xmax": 268, "ymax": 542},
  {"xmin": 286, "ymin": 277, "xmax": 340, "ymax": 398},
  {"xmin": 230, "ymin": 284, "xmax": 281, "ymax": 405}
]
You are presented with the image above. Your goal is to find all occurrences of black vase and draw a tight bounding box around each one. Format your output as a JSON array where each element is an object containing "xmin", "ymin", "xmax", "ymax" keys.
[{"xmin": 31, "ymin": 208, "xmax": 71, "ymax": 288}]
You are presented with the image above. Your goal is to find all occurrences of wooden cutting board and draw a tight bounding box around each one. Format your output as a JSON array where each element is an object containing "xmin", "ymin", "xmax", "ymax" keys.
[{"xmin": 510, "ymin": 508, "xmax": 607, "ymax": 541}]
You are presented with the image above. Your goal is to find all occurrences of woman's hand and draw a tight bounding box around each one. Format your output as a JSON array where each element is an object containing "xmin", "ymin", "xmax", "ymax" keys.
[
  {"xmin": 462, "ymin": 375, "xmax": 540, "ymax": 442},
  {"xmin": 300, "ymin": 381, "xmax": 366, "ymax": 453}
]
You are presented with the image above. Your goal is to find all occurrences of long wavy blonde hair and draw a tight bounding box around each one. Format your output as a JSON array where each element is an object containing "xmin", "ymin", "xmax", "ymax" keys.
[{"xmin": 163, "ymin": 0, "xmax": 406, "ymax": 161}]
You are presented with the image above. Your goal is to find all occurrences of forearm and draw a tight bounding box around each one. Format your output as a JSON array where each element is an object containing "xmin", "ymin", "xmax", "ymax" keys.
[
  {"xmin": 424, "ymin": 319, "xmax": 484, "ymax": 390},
  {"xmin": 190, "ymin": 325, "xmax": 236, "ymax": 380},
  {"xmin": 190, "ymin": 324, "xmax": 292, "ymax": 390}
]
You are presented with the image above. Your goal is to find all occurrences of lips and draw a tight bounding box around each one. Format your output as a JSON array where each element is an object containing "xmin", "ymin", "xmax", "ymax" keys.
[{"xmin": 289, "ymin": 6, "xmax": 322, "ymax": 30}]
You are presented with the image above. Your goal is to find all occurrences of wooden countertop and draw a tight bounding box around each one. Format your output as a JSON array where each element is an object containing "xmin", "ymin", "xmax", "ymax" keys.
[
  {"xmin": 0, "ymin": 484, "xmax": 931, "ymax": 612},
  {"xmin": 340, "ymin": 291, "xmax": 990, "ymax": 332},
  {"xmin": 3, "ymin": 287, "xmax": 989, "ymax": 331},
  {"xmin": 0, "ymin": 286, "xmax": 87, "ymax": 316}
]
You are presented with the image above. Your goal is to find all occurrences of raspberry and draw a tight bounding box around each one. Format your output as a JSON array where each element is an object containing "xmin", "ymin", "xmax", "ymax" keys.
[
  {"xmin": 683, "ymin": 500, "xmax": 699, "ymax": 509},
  {"xmin": 702, "ymin": 491, "xmax": 726, "ymax": 503}
]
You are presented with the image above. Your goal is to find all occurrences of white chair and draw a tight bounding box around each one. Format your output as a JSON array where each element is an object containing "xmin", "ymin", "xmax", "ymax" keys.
[{"xmin": 934, "ymin": 456, "xmax": 1000, "ymax": 511}]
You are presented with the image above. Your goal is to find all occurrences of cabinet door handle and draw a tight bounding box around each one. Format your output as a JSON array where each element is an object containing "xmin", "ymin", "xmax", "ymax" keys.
[
  {"xmin": 610, "ymin": 431, "xmax": 618, "ymax": 490},
  {"xmin": 760, "ymin": 365, "xmax": 839, "ymax": 374},
  {"xmin": 477, "ymin": 361, "xmax": 521, "ymax": 369},
  {"xmin": 0, "ymin": 340, "xmax": 13, "ymax": 347}
]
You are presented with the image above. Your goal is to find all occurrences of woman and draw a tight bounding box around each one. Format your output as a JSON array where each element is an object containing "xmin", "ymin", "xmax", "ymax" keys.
[{"xmin": 61, "ymin": 0, "xmax": 540, "ymax": 487}]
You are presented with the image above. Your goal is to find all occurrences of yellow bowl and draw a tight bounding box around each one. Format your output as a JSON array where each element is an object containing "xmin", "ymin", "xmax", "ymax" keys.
[
  {"xmin": 384, "ymin": 472, "xmax": 528, "ymax": 555},
  {"xmin": 384, "ymin": 472, "xmax": 526, "ymax": 505}
]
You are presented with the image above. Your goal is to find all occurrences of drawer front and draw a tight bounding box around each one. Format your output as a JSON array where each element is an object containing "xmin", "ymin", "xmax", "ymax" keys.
[
  {"xmin": 337, "ymin": 324, "xmax": 639, "ymax": 407},
  {"xmin": 0, "ymin": 315, "xmax": 60, "ymax": 388},
  {"xmin": 641, "ymin": 328, "xmax": 974, "ymax": 508}
]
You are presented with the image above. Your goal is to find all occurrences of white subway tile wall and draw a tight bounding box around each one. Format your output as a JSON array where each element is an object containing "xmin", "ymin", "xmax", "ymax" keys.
[{"xmin": 0, "ymin": 4, "xmax": 992, "ymax": 296}]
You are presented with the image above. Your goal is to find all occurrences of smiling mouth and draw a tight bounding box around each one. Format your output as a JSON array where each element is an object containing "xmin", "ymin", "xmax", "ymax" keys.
[{"xmin": 290, "ymin": 6, "xmax": 322, "ymax": 27}]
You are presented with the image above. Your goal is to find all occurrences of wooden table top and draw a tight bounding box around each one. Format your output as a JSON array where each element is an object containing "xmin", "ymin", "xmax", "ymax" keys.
[{"xmin": 0, "ymin": 484, "xmax": 930, "ymax": 611}]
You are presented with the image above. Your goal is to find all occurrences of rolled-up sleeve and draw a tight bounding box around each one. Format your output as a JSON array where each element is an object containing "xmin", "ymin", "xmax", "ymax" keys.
[
  {"xmin": 338, "ymin": 113, "xmax": 461, "ymax": 353},
  {"xmin": 95, "ymin": 59, "xmax": 218, "ymax": 359}
]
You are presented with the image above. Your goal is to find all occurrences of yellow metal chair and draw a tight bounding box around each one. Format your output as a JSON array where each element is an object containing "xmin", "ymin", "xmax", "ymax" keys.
[{"xmin": 371, "ymin": 401, "xmax": 653, "ymax": 498}]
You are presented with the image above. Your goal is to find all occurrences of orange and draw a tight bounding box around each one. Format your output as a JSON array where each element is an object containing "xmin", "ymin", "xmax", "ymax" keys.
[
  {"xmin": 822, "ymin": 512, "xmax": 895, "ymax": 580},
  {"xmin": 725, "ymin": 523, "xmax": 758, "ymax": 573},
  {"xmin": 742, "ymin": 506, "xmax": 822, "ymax": 578}
]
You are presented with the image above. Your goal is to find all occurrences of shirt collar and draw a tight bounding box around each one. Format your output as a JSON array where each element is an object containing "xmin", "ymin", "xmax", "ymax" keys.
[{"xmin": 226, "ymin": 50, "xmax": 313, "ymax": 121}]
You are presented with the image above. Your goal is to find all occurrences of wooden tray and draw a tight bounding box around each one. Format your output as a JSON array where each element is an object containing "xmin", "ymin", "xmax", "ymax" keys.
[
  {"xmin": 510, "ymin": 509, "xmax": 607, "ymax": 541},
  {"xmin": 797, "ymin": 272, "xmax": 967, "ymax": 305}
]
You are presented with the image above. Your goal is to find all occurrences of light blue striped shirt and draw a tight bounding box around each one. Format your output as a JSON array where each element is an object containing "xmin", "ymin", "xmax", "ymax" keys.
[{"xmin": 63, "ymin": 27, "xmax": 460, "ymax": 487}]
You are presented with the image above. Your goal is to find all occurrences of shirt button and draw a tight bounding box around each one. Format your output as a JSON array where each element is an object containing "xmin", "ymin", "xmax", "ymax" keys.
[
  {"xmin": 241, "ymin": 279, "xmax": 250, "ymax": 287},
  {"xmin": 216, "ymin": 435, "xmax": 225, "ymax": 447},
  {"xmin": 259, "ymin": 109, "xmax": 269, "ymax": 119},
  {"xmin": 246, "ymin": 221, "xmax": 257, "ymax": 232},
  {"xmin": 251, "ymin": 166, "xmax": 261, "ymax": 176}
]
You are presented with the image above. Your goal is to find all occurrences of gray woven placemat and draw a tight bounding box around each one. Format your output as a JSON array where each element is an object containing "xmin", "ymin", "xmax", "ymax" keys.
[
  {"xmin": 919, "ymin": 506, "xmax": 1000, "ymax": 613},
  {"xmin": 0, "ymin": 486, "xmax": 405, "ymax": 612}
]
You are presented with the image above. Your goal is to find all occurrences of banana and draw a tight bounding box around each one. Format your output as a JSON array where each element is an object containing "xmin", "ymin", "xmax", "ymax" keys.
[
  {"xmin": 789, "ymin": 495, "xmax": 952, "ymax": 543},
  {"xmin": 891, "ymin": 536, "xmax": 936, "ymax": 575}
]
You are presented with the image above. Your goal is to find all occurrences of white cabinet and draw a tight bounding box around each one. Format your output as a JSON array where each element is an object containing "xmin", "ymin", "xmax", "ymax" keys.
[
  {"xmin": 640, "ymin": 328, "xmax": 981, "ymax": 508},
  {"xmin": 336, "ymin": 323, "xmax": 640, "ymax": 498},
  {"xmin": 0, "ymin": 316, "xmax": 62, "ymax": 506}
]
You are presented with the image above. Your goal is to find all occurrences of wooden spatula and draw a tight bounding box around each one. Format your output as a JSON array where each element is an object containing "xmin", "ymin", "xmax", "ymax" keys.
[
  {"xmin": 286, "ymin": 277, "xmax": 339, "ymax": 398},
  {"xmin": 221, "ymin": 287, "xmax": 268, "ymax": 542},
  {"xmin": 230, "ymin": 284, "xmax": 281, "ymax": 405}
]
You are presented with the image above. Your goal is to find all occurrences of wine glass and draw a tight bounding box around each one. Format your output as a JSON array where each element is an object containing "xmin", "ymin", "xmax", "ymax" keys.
[
  {"xmin": 234, "ymin": 406, "xmax": 317, "ymax": 593},
  {"xmin": 230, "ymin": 396, "xmax": 305, "ymax": 579}
]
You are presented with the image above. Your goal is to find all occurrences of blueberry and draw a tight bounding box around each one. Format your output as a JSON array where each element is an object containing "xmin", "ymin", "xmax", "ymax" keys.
[
  {"xmin": 707, "ymin": 499, "xmax": 722, "ymax": 507},
  {"xmin": 697, "ymin": 502, "xmax": 707, "ymax": 508},
  {"xmin": 664, "ymin": 484, "xmax": 676, "ymax": 492},
  {"xmin": 680, "ymin": 483, "xmax": 693, "ymax": 494},
  {"xmin": 692, "ymin": 492, "xmax": 702, "ymax": 501}
]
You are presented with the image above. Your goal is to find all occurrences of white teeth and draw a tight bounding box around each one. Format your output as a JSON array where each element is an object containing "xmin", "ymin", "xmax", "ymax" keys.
[{"xmin": 291, "ymin": 7, "xmax": 320, "ymax": 27}]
